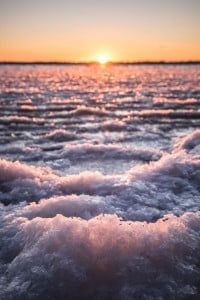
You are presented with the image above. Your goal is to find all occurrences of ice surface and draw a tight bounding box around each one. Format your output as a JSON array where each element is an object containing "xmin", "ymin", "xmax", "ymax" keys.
[{"xmin": 0, "ymin": 64, "xmax": 200, "ymax": 299}]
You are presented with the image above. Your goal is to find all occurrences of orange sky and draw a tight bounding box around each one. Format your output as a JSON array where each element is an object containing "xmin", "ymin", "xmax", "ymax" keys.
[{"xmin": 0, "ymin": 0, "xmax": 200, "ymax": 62}]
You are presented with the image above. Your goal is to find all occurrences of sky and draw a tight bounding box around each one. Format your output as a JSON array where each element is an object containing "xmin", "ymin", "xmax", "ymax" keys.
[{"xmin": 0, "ymin": 0, "xmax": 200, "ymax": 62}]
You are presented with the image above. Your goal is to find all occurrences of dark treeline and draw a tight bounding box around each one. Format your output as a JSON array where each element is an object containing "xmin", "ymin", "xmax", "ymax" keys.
[{"xmin": 0, "ymin": 61, "xmax": 200, "ymax": 65}]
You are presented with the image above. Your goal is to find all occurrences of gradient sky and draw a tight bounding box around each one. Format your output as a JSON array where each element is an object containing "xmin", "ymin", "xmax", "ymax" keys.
[{"xmin": 0, "ymin": 0, "xmax": 200, "ymax": 62}]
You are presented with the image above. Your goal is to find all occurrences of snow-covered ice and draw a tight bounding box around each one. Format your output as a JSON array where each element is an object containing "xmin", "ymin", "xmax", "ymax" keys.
[{"xmin": 0, "ymin": 64, "xmax": 200, "ymax": 299}]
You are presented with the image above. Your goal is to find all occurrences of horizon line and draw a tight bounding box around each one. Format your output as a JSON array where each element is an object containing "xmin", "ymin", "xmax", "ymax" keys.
[{"xmin": 0, "ymin": 60, "xmax": 200, "ymax": 65}]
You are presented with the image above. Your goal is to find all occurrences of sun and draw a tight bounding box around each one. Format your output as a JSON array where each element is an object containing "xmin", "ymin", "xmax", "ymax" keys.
[{"xmin": 98, "ymin": 54, "xmax": 108, "ymax": 65}]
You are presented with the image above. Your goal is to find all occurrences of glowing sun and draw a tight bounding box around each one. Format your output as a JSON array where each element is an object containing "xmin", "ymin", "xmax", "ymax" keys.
[{"xmin": 98, "ymin": 54, "xmax": 108, "ymax": 65}]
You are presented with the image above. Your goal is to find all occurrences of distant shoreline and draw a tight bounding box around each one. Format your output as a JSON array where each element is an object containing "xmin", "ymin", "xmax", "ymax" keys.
[{"xmin": 0, "ymin": 61, "xmax": 200, "ymax": 66}]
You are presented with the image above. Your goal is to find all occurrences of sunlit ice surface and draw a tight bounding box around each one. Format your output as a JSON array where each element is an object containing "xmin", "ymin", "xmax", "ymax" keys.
[{"xmin": 0, "ymin": 64, "xmax": 200, "ymax": 299}]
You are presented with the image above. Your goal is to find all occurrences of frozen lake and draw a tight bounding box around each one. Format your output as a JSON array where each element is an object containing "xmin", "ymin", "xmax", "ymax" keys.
[{"xmin": 0, "ymin": 64, "xmax": 200, "ymax": 299}]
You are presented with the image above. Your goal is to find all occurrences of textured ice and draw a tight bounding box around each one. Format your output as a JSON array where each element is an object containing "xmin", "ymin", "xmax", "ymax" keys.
[
  {"xmin": 174, "ymin": 129, "xmax": 200, "ymax": 153},
  {"xmin": 0, "ymin": 64, "xmax": 200, "ymax": 299}
]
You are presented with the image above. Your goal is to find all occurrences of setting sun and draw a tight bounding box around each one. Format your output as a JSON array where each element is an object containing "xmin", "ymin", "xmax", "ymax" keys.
[{"xmin": 98, "ymin": 54, "xmax": 108, "ymax": 65}]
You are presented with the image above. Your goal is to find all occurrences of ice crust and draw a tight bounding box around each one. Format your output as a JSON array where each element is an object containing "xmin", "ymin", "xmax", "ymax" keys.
[
  {"xmin": 0, "ymin": 132, "xmax": 200, "ymax": 299},
  {"xmin": 0, "ymin": 65, "xmax": 200, "ymax": 299}
]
